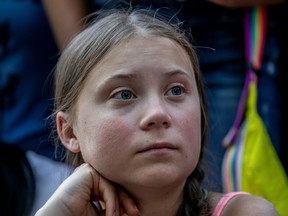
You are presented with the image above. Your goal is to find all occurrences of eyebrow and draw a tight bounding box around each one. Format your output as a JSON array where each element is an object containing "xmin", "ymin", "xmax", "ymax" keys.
[
  {"xmin": 100, "ymin": 73, "xmax": 138, "ymax": 85},
  {"xmin": 164, "ymin": 69, "xmax": 193, "ymax": 79},
  {"xmin": 113, "ymin": 69, "xmax": 190, "ymax": 78},
  {"xmin": 99, "ymin": 69, "xmax": 193, "ymax": 87}
]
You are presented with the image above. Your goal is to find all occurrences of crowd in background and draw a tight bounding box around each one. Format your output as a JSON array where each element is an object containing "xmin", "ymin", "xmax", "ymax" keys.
[{"xmin": 0, "ymin": 0, "xmax": 287, "ymax": 215}]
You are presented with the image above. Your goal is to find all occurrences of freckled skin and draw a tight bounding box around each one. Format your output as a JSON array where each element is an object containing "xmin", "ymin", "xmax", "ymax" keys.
[{"xmin": 73, "ymin": 36, "xmax": 201, "ymax": 197}]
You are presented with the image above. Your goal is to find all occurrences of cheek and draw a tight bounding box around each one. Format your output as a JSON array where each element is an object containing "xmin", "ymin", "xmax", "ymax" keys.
[
  {"xmin": 77, "ymin": 116, "xmax": 133, "ymax": 177},
  {"xmin": 178, "ymin": 108, "xmax": 202, "ymax": 163}
]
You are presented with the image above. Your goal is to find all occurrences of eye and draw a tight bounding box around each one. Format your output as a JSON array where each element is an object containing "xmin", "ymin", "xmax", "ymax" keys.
[
  {"xmin": 166, "ymin": 85, "xmax": 185, "ymax": 96},
  {"xmin": 111, "ymin": 89, "xmax": 136, "ymax": 100}
]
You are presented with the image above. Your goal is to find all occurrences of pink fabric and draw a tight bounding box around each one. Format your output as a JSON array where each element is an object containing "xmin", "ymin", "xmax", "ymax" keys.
[{"xmin": 212, "ymin": 192, "xmax": 250, "ymax": 216}]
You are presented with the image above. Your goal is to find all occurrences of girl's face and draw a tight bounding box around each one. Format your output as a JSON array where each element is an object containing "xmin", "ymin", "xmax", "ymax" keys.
[{"xmin": 59, "ymin": 36, "xmax": 201, "ymax": 194}]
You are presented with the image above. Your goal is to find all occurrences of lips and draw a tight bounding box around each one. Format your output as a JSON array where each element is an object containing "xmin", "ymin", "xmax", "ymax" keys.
[{"xmin": 137, "ymin": 142, "xmax": 178, "ymax": 153}]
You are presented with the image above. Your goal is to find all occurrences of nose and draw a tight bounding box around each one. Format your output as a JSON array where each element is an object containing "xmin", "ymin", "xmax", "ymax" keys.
[{"xmin": 139, "ymin": 98, "xmax": 172, "ymax": 130}]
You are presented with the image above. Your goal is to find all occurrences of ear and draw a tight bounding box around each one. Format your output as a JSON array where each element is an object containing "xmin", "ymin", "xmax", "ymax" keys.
[{"xmin": 56, "ymin": 111, "xmax": 80, "ymax": 153}]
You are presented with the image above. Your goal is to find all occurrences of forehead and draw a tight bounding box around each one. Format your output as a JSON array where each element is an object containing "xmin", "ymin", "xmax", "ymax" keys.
[{"xmin": 88, "ymin": 36, "xmax": 194, "ymax": 79}]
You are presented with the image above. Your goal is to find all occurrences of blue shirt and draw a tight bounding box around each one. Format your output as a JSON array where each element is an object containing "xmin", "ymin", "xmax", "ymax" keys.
[{"xmin": 0, "ymin": 0, "xmax": 59, "ymax": 158}]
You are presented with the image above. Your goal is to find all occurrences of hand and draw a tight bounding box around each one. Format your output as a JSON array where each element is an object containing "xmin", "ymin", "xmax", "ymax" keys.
[{"xmin": 35, "ymin": 163, "xmax": 140, "ymax": 216}]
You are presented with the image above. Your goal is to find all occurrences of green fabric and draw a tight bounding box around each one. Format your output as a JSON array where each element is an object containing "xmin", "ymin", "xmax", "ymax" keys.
[{"xmin": 241, "ymin": 77, "xmax": 288, "ymax": 215}]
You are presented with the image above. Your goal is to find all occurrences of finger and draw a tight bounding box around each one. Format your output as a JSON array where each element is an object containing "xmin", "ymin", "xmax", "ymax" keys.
[
  {"xmin": 89, "ymin": 168, "xmax": 117, "ymax": 216},
  {"xmin": 118, "ymin": 188, "xmax": 140, "ymax": 216},
  {"xmin": 114, "ymin": 192, "xmax": 120, "ymax": 216}
]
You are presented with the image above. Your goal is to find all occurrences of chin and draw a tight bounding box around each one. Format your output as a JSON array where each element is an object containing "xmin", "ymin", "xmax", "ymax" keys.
[{"xmin": 137, "ymin": 169, "xmax": 188, "ymax": 188}]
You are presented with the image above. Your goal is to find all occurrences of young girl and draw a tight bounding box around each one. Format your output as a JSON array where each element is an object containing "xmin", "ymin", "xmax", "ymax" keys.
[{"xmin": 36, "ymin": 8, "xmax": 278, "ymax": 216}]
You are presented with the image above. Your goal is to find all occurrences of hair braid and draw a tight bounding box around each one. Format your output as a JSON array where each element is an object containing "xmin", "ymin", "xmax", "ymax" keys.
[{"xmin": 176, "ymin": 165, "xmax": 211, "ymax": 216}]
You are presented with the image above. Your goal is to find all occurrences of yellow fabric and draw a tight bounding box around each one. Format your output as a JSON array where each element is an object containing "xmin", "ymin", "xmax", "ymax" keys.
[{"xmin": 241, "ymin": 79, "xmax": 288, "ymax": 216}]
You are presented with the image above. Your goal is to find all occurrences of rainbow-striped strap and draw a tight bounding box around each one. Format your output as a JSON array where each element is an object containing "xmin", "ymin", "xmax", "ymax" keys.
[
  {"xmin": 244, "ymin": 6, "xmax": 267, "ymax": 70},
  {"xmin": 223, "ymin": 6, "xmax": 267, "ymax": 147},
  {"xmin": 222, "ymin": 6, "xmax": 267, "ymax": 192}
]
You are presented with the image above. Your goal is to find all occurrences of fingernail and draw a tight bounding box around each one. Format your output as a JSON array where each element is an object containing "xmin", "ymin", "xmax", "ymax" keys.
[{"xmin": 134, "ymin": 204, "xmax": 140, "ymax": 215}]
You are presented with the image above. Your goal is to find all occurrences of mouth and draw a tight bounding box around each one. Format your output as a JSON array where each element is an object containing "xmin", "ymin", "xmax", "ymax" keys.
[{"xmin": 137, "ymin": 142, "xmax": 178, "ymax": 153}]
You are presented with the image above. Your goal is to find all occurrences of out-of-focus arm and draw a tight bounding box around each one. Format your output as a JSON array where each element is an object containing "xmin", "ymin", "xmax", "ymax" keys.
[
  {"xmin": 42, "ymin": 0, "xmax": 88, "ymax": 50},
  {"xmin": 208, "ymin": 0, "xmax": 287, "ymax": 8}
]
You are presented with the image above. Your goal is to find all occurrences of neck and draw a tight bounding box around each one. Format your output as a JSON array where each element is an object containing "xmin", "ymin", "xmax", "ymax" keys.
[{"xmin": 128, "ymin": 182, "xmax": 185, "ymax": 216}]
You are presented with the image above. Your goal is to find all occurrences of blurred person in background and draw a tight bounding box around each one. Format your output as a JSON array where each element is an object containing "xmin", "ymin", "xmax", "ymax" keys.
[{"xmin": 0, "ymin": 0, "xmax": 86, "ymax": 215}]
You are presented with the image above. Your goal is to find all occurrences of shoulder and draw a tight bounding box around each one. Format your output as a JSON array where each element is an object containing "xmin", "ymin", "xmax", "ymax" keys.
[{"xmin": 208, "ymin": 192, "xmax": 279, "ymax": 216}]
